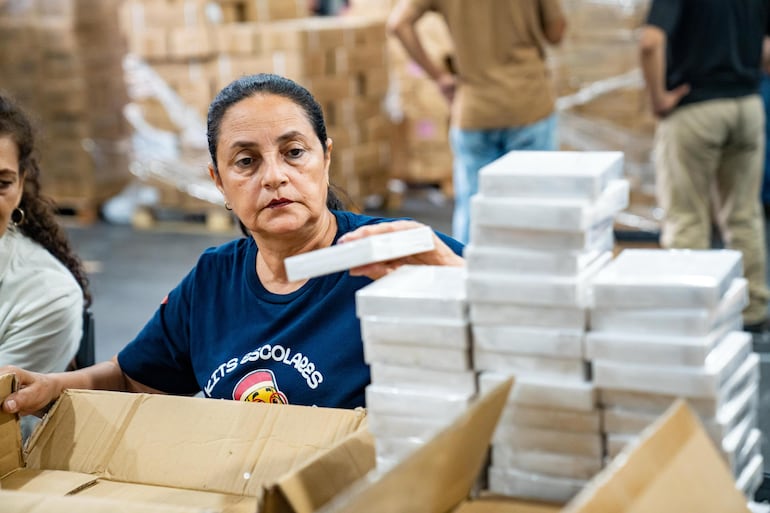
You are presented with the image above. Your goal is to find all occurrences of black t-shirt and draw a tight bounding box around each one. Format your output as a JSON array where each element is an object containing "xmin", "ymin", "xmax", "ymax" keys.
[{"xmin": 647, "ymin": 0, "xmax": 770, "ymax": 107}]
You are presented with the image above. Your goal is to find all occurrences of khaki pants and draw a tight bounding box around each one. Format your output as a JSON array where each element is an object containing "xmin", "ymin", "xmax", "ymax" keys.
[{"xmin": 654, "ymin": 95, "xmax": 769, "ymax": 324}]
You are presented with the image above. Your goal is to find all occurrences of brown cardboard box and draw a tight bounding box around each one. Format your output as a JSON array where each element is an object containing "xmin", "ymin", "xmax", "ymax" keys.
[
  {"xmin": 0, "ymin": 374, "xmax": 375, "ymax": 513},
  {"xmin": 0, "ymin": 491, "xmax": 211, "ymax": 513},
  {"xmin": 317, "ymin": 377, "xmax": 752, "ymax": 513}
]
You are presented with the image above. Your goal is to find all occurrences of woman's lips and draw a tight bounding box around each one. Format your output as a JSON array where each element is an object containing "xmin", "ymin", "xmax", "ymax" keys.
[{"xmin": 267, "ymin": 198, "xmax": 292, "ymax": 209}]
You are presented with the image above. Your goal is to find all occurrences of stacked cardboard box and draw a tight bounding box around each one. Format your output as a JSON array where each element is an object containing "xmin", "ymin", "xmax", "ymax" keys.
[
  {"xmin": 122, "ymin": 5, "xmax": 392, "ymax": 209},
  {"xmin": 255, "ymin": 16, "xmax": 392, "ymax": 207},
  {"xmin": 0, "ymin": 0, "xmax": 131, "ymax": 213},
  {"xmin": 553, "ymin": 0, "xmax": 657, "ymax": 227},
  {"xmin": 589, "ymin": 249, "xmax": 764, "ymax": 498},
  {"xmin": 355, "ymin": 265, "xmax": 475, "ymax": 471},
  {"xmin": 348, "ymin": 0, "xmax": 455, "ymax": 195},
  {"xmin": 466, "ymin": 151, "xmax": 629, "ymax": 503}
]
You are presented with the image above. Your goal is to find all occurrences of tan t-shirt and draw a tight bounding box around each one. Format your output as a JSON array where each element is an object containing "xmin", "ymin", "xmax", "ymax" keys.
[{"xmin": 409, "ymin": 0, "xmax": 563, "ymax": 130}]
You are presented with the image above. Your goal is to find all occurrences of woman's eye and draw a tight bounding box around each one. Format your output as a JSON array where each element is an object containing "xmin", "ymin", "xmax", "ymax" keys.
[
  {"xmin": 236, "ymin": 157, "xmax": 253, "ymax": 167},
  {"xmin": 0, "ymin": 181, "xmax": 13, "ymax": 189},
  {"xmin": 286, "ymin": 148, "xmax": 305, "ymax": 159}
]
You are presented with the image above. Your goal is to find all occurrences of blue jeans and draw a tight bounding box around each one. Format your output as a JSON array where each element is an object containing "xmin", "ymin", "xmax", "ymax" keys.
[
  {"xmin": 449, "ymin": 114, "xmax": 558, "ymax": 243},
  {"xmin": 761, "ymin": 75, "xmax": 770, "ymax": 204}
]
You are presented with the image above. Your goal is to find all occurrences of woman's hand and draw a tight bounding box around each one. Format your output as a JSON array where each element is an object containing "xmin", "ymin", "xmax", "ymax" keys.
[
  {"xmin": 339, "ymin": 220, "xmax": 465, "ymax": 280},
  {"xmin": 0, "ymin": 366, "xmax": 62, "ymax": 417}
]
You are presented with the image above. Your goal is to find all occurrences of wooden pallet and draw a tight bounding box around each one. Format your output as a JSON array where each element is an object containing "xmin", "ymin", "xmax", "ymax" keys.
[
  {"xmin": 54, "ymin": 198, "xmax": 101, "ymax": 225},
  {"xmin": 131, "ymin": 205, "xmax": 237, "ymax": 234}
]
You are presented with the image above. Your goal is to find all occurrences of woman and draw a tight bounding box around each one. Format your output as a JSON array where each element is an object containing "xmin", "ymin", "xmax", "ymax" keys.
[
  {"xmin": 1, "ymin": 74, "xmax": 463, "ymax": 415},
  {"xmin": 0, "ymin": 95, "xmax": 90, "ymax": 370},
  {"xmin": 0, "ymin": 95, "xmax": 91, "ymax": 432}
]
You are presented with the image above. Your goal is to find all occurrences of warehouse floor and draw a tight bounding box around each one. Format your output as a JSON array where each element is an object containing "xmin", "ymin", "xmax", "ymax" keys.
[{"xmin": 65, "ymin": 186, "xmax": 770, "ymax": 482}]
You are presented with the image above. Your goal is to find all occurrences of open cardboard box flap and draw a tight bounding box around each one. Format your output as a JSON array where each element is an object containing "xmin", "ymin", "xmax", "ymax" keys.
[
  {"xmin": 318, "ymin": 376, "xmax": 751, "ymax": 513},
  {"xmin": 316, "ymin": 377, "xmax": 515, "ymax": 513},
  {"xmin": 563, "ymin": 399, "xmax": 751, "ymax": 513},
  {"xmin": 0, "ymin": 373, "xmax": 375, "ymax": 513}
]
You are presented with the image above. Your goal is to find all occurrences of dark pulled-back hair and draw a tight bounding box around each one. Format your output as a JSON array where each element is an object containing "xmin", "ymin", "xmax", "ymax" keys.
[
  {"xmin": 207, "ymin": 73, "xmax": 346, "ymax": 211},
  {"xmin": 0, "ymin": 94, "xmax": 92, "ymax": 307}
]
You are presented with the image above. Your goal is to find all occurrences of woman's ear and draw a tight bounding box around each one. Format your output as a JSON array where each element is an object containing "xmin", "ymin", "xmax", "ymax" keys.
[
  {"xmin": 208, "ymin": 163, "xmax": 224, "ymax": 195},
  {"xmin": 324, "ymin": 138, "xmax": 333, "ymax": 181}
]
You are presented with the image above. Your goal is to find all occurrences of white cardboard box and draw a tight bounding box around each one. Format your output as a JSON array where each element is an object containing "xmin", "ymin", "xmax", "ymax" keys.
[
  {"xmin": 364, "ymin": 384, "xmax": 474, "ymax": 421},
  {"xmin": 355, "ymin": 265, "xmax": 467, "ymax": 320},
  {"xmin": 363, "ymin": 339, "xmax": 471, "ymax": 371},
  {"xmin": 470, "ymin": 218, "xmax": 613, "ymax": 251},
  {"xmin": 284, "ymin": 226, "xmax": 435, "ymax": 281},
  {"xmin": 497, "ymin": 403, "xmax": 601, "ymax": 433},
  {"xmin": 589, "ymin": 278, "xmax": 748, "ymax": 336},
  {"xmin": 491, "ymin": 444, "xmax": 603, "ymax": 480},
  {"xmin": 584, "ymin": 316, "xmax": 740, "ymax": 366},
  {"xmin": 478, "ymin": 150, "xmax": 624, "ymax": 200},
  {"xmin": 479, "ymin": 371, "xmax": 597, "ymax": 412},
  {"xmin": 467, "ymin": 252, "xmax": 611, "ymax": 307},
  {"xmin": 492, "ymin": 425, "xmax": 603, "ymax": 458},
  {"xmin": 590, "ymin": 249, "xmax": 743, "ymax": 309},
  {"xmin": 593, "ymin": 331, "xmax": 752, "ymax": 398},
  {"xmin": 369, "ymin": 363, "xmax": 477, "ymax": 395},
  {"xmin": 473, "ymin": 325, "xmax": 585, "ymax": 359},
  {"xmin": 474, "ymin": 350, "xmax": 589, "ymax": 381},
  {"xmin": 464, "ymin": 243, "xmax": 609, "ymax": 277},
  {"xmin": 470, "ymin": 179, "xmax": 629, "ymax": 231},
  {"xmin": 487, "ymin": 465, "xmax": 588, "ymax": 504},
  {"xmin": 599, "ymin": 352, "xmax": 759, "ymax": 418},
  {"xmin": 361, "ymin": 316, "xmax": 470, "ymax": 348},
  {"xmin": 470, "ymin": 303, "xmax": 587, "ymax": 330}
]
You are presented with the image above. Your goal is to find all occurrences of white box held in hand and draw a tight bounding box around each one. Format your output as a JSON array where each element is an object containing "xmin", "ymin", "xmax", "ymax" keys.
[{"xmin": 284, "ymin": 226, "xmax": 435, "ymax": 281}]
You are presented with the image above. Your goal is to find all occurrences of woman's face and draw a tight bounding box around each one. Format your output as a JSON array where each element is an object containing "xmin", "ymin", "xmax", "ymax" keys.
[
  {"xmin": 209, "ymin": 93, "xmax": 331, "ymax": 240},
  {"xmin": 0, "ymin": 135, "xmax": 23, "ymax": 238}
]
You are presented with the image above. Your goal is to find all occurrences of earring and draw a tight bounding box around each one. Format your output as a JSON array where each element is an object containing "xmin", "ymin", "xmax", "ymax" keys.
[
  {"xmin": 224, "ymin": 201, "xmax": 232, "ymax": 211},
  {"xmin": 11, "ymin": 207, "xmax": 25, "ymax": 226}
]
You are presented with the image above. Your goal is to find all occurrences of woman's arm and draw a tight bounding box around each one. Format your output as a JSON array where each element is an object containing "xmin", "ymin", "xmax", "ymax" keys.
[{"xmin": 1, "ymin": 356, "xmax": 164, "ymax": 417}]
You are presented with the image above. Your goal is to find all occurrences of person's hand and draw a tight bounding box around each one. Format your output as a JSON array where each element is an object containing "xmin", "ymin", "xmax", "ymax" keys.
[
  {"xmin": 0, "ymin": 366, "xmax": 62, "ymax": 417},
  {"xmin": 652, "ymin": 84, "xmax": 690, "ymax": 118},
  {"xmin": 435, "ymin": 72, "xmax": 457, "ymax": 104},
  {"xmin": 338, "ymin": 220, "xmax": 465, "ymax": 280}
]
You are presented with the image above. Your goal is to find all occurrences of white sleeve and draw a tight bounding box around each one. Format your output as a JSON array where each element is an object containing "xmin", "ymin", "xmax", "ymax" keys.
[{"xmin": 0, "ymin": 272, "xmax": 84, "ymax": 373}]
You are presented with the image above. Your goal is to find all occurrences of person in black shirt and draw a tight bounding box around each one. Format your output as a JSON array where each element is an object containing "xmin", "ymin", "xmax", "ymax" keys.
[{"xmin": 640, "ymin": 0, "xmax": 770, "ymax": 332}]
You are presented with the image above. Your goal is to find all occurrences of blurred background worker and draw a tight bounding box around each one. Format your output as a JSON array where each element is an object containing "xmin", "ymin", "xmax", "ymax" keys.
[
  {"xmin": 387, "ymin": 0, "xmax": 567, "ymax": 244},
  {"xmin": 639, "ymin": 0, "xmax": 770, "ymax": 332}
]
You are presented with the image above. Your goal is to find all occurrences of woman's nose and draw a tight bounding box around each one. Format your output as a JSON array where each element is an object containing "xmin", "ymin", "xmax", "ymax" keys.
[{"xmin": 261, "ymin": 156, "xmax": 289, "ymax": 189}]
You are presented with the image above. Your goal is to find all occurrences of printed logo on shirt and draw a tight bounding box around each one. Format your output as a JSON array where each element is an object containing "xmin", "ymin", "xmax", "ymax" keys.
[
  {"xmin": 204, "ymin": 343, "xmax": 324, "ymax": 397},
  {"xmin": 233, "ymin": 369, "xmax": 288, "ymax": 404}
]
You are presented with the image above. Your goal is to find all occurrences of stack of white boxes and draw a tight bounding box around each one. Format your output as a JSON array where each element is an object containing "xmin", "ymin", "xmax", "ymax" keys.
[
  {"xmin": 589, "ymin": 249, "xmax": 763, "ymax": 498},
  {"xmin": 355, "ymin": 265, "xmax": 475, "ymax": 471},
  {"xmin": 467, "ymin": 151, "xmax": 629, "ymax": 503}
]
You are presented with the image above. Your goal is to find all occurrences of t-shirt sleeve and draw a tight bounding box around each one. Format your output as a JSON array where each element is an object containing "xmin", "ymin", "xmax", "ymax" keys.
[
  {"xmin": 117, "ymin": 270, "xmax": 200, "ymax": 395},
  {"xmin": 435, "ymin": 230, "xmax": 464, "ymax": 256},
  {"xmin": 646, "ymin": 0, "xmax": 683, "ymax": 36},
  {"xmin": 0, "ymin": 274, "xmax": 82, "ymax": 373}
]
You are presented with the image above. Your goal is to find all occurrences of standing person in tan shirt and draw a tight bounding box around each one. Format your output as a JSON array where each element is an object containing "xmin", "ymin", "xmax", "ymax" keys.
[{"xmin": 388, "ymin": 0, "xmax": 566, "ymax": 243}]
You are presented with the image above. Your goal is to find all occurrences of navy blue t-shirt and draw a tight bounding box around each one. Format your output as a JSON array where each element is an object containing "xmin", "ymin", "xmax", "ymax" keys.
[
  {"xmin": 118, "ymin": 211, "xmax": 463, "ymax": 409},
  {"xmin": 647, "ymin": 0, "xmax": 770, "ymax": 107}
]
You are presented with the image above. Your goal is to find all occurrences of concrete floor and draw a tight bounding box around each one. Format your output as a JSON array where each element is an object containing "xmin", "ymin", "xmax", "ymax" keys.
[{"xmin": 65, "ymin": 188, "xmax": 770, "ymax": 482}]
